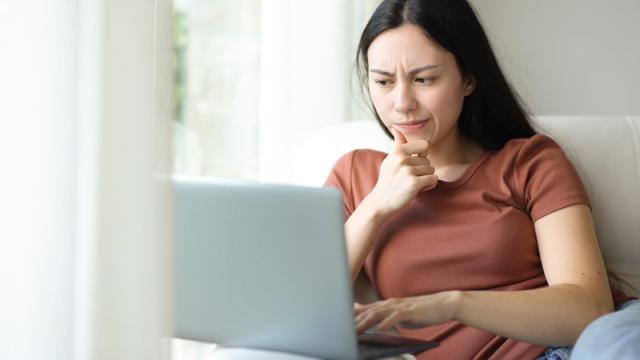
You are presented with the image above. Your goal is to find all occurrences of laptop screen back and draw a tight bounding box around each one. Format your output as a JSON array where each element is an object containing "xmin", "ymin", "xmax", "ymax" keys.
[{"xmin": 174, "ymin": 178, "xmax": 358, "ymax": 360}]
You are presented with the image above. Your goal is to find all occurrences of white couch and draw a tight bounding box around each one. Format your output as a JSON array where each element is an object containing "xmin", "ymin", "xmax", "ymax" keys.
[{"xmin": 294, "ymin": 116, "xmax": 640, "ymax": 298}]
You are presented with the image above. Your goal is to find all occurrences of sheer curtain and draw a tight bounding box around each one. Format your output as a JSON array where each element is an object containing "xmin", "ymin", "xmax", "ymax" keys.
[
  {"xmin": 258, "ymin": 0, "xmax": 383, "ymax": 184},
  {"xmin": 259, "ymin": 0, "xmax": 383, "ymax": 184},
  {"xmin": 0, "ymin": 0, "xmax": 173, "ymax": 359}
]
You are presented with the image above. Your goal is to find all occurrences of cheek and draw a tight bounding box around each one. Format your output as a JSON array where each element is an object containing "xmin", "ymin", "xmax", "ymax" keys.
[
  {"xmin": 422, "ymin": 85, "xmax": 466, "ymax": 120},
  {"xmin": 369, "ymin": 89, "xmax": 392, "ymax": 120}
]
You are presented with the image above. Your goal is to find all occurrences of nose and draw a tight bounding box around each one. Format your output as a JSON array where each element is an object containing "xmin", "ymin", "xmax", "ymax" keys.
[{"xmin": 393, "ymin": 81, "xmax": 417, "ymax": 115}]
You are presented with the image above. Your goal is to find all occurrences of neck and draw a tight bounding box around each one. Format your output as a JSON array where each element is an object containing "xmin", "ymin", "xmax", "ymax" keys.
[{"xmin": 428, "ymin": 131, "xmax": 483, "ymax": 169}]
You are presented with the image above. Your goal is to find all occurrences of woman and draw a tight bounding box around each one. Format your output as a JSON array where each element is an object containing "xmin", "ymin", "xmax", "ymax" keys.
[{"xmin": 324, "ymin": 0, "xmax": 637, "ymax": 359}]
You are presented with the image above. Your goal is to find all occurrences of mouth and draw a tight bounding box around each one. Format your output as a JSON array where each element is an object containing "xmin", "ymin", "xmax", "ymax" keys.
[{"xmin": 393, "ymin": 119, "xmax": 429, "ymax": 133}]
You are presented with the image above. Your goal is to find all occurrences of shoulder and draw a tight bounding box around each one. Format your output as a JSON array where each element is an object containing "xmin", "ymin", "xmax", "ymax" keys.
[
  {"xmin": 331, "ymin": 149, "xmax": 387, "ymax": 176},
  {"xmin": 501, "ymin": 134, "xmax": 562, "ymax": 156},
  {"xmin": 495, "ymin": 134, "xmax": 568, "ymax": 169},
  {"xmin": 497, "ymin": 134, "xmax": 590, "ymax": 219},
  {"xmin": 353, "ymin": 148, "xmax": 387, "ymax": 166},
  {"xmin": 325, "ymin": 148, "xmax": 386, "ymax": 188},
  {"xmin": 324, "ymin": 149, "xmax": 387, "ymax": 217}
]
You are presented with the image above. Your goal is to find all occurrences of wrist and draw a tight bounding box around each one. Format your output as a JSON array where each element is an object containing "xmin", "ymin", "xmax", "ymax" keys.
[
  {"xmin": 361, "ymin": 189, "xmax": 393, "ymax": 221},
  {"xmin": 448, "ymin": 290, "xmax": 465, "ymax": 321}
]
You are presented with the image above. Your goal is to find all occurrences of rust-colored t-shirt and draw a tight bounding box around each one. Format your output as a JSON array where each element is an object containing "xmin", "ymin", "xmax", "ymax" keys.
[{"xmin": 324, "ymin": 134, "xmax": 629, "ymax": 360}]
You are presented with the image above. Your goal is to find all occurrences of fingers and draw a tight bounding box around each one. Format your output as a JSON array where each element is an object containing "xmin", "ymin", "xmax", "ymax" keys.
[
  {"xmin": 397, "ymin": 140, "xmax": 429, "ymax": 158},
  {"xmin": 353, "ymin": 302, "xmax": 378, "ymax": 316},
  {"xmin": 390, "ymin": 126, "xmax": 407, "ymax": 145},
  {"xmin": 406, "ymin": 164, "xmax": 435, "ymax": 176},
  {"xmin": 399, "ymin": 155, "xmax": 430, "ymax": 167},
  {"xmin": 355, "ymin": 300, "xmax": 392, "ymax": 333},
  {"xmin": 419, "ymin": 174, "xmax": 439, "ymax": 192},
  {"xmin": 377, "ymin": 311, "xmax": 403, "ymax": 331},
  {"xmin": 355, "ymin": 308, "xmax": 386, "ymax": 334},
  {"xmin": 381, "ymin": 126, "xmax": 437, "ymax": 197},
  {"xmin": 390, "ymin": 126, "xmax": 428, "ymax": 157},
  {"xmin": 392, "ymin": 150, "xmax": 437, "ymax": 192},
  {"xmin": 354, "ymin": 302, "xmax": 404, "ymax": 334}
]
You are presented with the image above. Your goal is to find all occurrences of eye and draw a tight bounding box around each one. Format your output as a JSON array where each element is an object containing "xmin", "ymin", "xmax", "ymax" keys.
[
  {"xmin": 415, "ymin": 77, "xmax": 435, "ymax": 84},
  {"xmin": 373, "ymin": 79, "xmax": 392, "ymax": 86}
]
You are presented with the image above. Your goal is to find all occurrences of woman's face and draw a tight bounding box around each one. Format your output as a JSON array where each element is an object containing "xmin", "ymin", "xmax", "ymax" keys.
[{"xmin": 367, "ymin": 24, "xmax": 474, "ymax": 145}]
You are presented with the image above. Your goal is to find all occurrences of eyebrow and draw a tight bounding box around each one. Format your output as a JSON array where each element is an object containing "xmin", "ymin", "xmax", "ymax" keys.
[{"xmin": 369, "ymin": 65, "xmax": 440, "ymax": 77}]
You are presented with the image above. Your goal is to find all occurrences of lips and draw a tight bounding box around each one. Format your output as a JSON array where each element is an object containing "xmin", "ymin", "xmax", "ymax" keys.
[
  {"xmin": 394, "ymin": 119, "xmax": 429, "ymax": 133},
  {"xmin": 397, "ymin": 119, "xmax": 428, "ymax": 126}
]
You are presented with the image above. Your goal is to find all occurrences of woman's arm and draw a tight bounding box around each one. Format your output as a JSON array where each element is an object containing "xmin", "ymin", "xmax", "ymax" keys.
[
  {"xmin": 344, "ymin": 196, "xmax": 387, "ymax": 284},
  {"xmin": 345, "ymin": 129, "xmax": 436, "ymax": 284},
  {"xmin": 456, "ymin": 204, "xmax": 613, "ymax": 345},
  {"xmin": 355, "ymin": 204, "xmax": 614, "ymax": 346}
]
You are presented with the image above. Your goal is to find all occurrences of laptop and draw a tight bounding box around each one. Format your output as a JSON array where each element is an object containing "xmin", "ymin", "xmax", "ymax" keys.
[{"xmin": 173, "ymin": 177, "xmax": 439, "ymax": 360}]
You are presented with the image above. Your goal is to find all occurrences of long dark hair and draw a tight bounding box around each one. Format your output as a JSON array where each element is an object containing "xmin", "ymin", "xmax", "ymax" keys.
[{"xmin": 356, "ymin": 0, "xmax": 535, "ymax": 149}]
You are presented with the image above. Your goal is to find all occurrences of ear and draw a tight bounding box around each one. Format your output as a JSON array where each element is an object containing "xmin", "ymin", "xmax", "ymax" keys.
[{"xmin": 463, "ymin": 76, "xmax": 476, "ymax": 96}]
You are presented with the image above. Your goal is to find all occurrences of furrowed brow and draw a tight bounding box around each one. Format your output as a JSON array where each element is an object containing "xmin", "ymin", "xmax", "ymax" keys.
[{"xmin": 370, "ymin": 65, "xmax": 440, "ymax": 77}]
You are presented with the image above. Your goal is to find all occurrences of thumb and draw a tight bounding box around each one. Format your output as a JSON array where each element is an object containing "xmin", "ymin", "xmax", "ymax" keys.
[{"xmin": 390, "ymin": 127, "xmax": 407, "ymax": 145}]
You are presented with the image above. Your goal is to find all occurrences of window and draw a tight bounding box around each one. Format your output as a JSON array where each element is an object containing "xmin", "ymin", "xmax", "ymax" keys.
[
  {"xmin": 172, "ymin": 0, "xmax": 382, "ymax": 184},
  {"xmin": 173, "ymin": 0, "xmax": 261, "ymax": 179}
]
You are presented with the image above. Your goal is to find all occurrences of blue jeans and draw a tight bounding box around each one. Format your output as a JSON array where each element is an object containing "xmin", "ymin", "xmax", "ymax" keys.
[{"xmin": 535, "ymin": 299, "xmax": 640, "ymax": 360}]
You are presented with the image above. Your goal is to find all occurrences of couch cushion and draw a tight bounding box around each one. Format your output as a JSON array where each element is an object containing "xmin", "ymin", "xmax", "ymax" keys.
[{"xmin": 534, "ymin": 116, "xmax": 640, "ymax": 296}]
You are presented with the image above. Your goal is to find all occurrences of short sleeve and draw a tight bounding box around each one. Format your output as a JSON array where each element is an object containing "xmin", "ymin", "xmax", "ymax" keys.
[
  {"xmin": 512, "ymin": 135, "xmax": 591, "ymax": 222},
  {"xmin": 323, "ymin": 150, "xmax": 356, "ymax": 220}
]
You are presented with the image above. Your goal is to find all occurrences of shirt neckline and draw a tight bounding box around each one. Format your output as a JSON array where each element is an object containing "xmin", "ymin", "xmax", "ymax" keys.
[{"xmin": 435, "ymin": 149, "xmax": 492, "ymax": 189}]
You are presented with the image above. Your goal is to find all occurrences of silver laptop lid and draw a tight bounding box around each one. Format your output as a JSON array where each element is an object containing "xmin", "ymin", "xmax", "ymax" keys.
[{"xmin": 174, "ymin": 178, "xmax": 358, "ymax": 360}]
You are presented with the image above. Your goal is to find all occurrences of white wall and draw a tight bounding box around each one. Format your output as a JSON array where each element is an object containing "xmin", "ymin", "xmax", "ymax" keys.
[{"xmin": 470, "ymin": 0, "xmax": 640, "ymax": 115}]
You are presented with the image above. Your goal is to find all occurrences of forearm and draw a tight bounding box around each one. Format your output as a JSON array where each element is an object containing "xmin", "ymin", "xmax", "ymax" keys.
[
  {"xmin": 344, "ymin": 196, "xmax": 387, "ymax": 284},
  {"xmin": 454, "ymin": 284, "xmax": 612, "ymax": 346}
]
